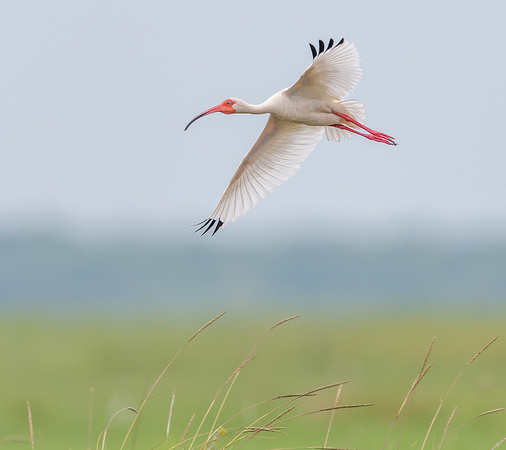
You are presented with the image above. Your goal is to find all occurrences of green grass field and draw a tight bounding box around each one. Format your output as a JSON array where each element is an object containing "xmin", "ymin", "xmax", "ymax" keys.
[{"xmin": 0, "ymin": 309, "xmax": 504, "ymax": 449}]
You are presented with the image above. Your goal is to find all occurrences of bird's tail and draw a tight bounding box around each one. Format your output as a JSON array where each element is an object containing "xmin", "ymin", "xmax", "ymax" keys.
[{"xmin": 325, "ymin": 99, "xmax": 366, "ymax": 142}]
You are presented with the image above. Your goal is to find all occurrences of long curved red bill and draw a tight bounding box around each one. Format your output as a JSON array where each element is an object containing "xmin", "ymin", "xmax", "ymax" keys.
[{"xmin": 184, "ymin": 105, "xmax": 222, "ymax": 131}]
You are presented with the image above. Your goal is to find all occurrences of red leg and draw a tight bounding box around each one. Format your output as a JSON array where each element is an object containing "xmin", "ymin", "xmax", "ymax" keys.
[
  {"xmin": 333, "ymin": 124, "xmax": 397, "ymax": 145},
  {"xmin": 332, "ymin": 111, "xmax": 397, "ymax": 146}
]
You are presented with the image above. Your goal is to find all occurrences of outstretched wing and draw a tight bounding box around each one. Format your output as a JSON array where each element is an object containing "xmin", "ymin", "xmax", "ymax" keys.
[
  {"xmin": 287, "ymin": 38, "xmax": 362, "ymax": 101},
  {"xmin": 197, "ymin": 115, "xmax": 324, "ymax": 235}
]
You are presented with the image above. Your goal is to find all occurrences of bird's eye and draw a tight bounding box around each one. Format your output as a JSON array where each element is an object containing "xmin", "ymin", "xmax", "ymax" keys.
[{"xmin": 226, "ymin": 101, "xmax": 231, "ymax": 105}]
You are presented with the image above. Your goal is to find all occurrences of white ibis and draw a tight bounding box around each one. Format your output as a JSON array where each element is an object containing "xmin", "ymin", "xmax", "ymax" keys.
[{"xmin": 185, "ymin": 38, "xmax": 396, "ymax": 235}]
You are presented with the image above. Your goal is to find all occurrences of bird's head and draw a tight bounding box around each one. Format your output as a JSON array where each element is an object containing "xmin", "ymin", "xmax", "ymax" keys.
[{"xmin": 184, "ymin": 98, "xmax": 238, "ymax": 131}]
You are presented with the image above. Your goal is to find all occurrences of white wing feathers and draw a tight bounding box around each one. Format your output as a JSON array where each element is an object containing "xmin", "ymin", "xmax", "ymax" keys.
[
  {"xmin": 197, "ymin": 115, "xmax": 324, "ymax": 235},
  {"xmin": 288, "ymin": 39, "xmax": 362, "ymax": 101}
]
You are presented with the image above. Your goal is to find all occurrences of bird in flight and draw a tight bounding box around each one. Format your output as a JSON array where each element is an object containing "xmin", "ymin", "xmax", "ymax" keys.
[{"xmin": 185, "ymin": 38, "xmax": 396, "ymax": 236}]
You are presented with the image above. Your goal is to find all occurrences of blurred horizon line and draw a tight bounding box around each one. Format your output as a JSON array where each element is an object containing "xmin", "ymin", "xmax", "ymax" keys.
[{"xmin": 1, "ymin": 213, "xmax": 505, "ymax": 249}]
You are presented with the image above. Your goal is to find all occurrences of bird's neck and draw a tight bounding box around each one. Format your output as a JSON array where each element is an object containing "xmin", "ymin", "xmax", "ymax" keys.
[
  {"xmin": 235, "ymin": 92, "xmax": 284, "ymax": 115},
  {"xmin": 252, "ymin": 91, "xmax": 286, "ymax": 115},
  {"xmin": 239, "ymin": 101, "xmax": 269, "ymax": 115}
]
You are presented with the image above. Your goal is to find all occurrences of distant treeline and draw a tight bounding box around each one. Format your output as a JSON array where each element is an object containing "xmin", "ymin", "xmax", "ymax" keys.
[{"xmin": 1, "ymin": 233, "xmax": 505, "ymax": 312}]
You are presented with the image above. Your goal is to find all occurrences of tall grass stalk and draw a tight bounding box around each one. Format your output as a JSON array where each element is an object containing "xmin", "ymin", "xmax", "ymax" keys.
[
  {"xmin": 27, "ymin": 401, "xmax": 34, "ymax": 450},
  {"xmin": 381, "ymin": 335, "xmax": 502, "ymax": 449},
  {"xmin": 421, "ymin": 336, "xmax": 499, "ymax": 450},
  {"xmin": 492, "ymin": 436, "xmax": 506, "ymax": 449},
  {"xmin": 118, "ymin": 312, "xmax": 226, "ymax": 450},
  {"xmin": 152, "ymin": 315, "xmax": 369, "ymax": 450},
  {"xmin": 434, "ymin": 408, "xmax": 504, "ymax": 450},
  {"xmin": 199, "ymin": 315, "xmax": 301, "ymax": 448},
  {"xmin": 87, "ymin": 387, "xmax": 95, "ymax": 450},
  {"xmin": 323, "ymin": 385, "xmax": 342, "ymax": 448},
  {"xmin": 164, "ymin": 391, "xmax": 176, "ymax": 450},
  {"xmin": 439, "ymin": 406, "xmax": 457, "ymax": 445},
  {"xmin": 382, "ymin": 336, "xmax": 435, "ymax": 450},
  {"xmin": 92, "ymin": 316, "xmax": 501, "ymax": 450},
  {"xmin": 99, "ymin": 407, "xmax": 137, "ymax": 450},
  {"xmin": 178, "ymin": 413, "xmax": 195, "ymax": 450}
]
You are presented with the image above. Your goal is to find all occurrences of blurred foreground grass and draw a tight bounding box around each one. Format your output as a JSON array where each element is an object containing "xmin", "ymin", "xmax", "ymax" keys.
[{"xmin": 0, "ymin": 310, "xmax": 504, "ymax": 449}]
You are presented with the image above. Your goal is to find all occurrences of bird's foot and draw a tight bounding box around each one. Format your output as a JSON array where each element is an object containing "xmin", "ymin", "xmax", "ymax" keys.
[
  {"xmin": 332, "ymin": 112, "xmax": 397, "ymax": 146},
  {"xmin": 334, "ymin": 124, "xmax": 397, "ymax": 146}
]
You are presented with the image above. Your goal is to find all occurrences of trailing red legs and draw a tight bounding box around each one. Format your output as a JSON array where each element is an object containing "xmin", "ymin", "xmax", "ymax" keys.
[{"xmin": 332, "ymin": 112, "xmax": 397, "ymax": 146}]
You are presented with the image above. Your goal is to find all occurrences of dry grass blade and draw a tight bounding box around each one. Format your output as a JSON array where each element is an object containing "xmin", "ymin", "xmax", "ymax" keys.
[
  {"xmin": 440, "ymin": 406, "xmax": 457, "ymax": 444},
  {"xmin": 434, "ymin": 408, "xmax": 504, "ymax": 449},
  {"xmin": 324, "ymin": 385, "xmax": 342, "ymax": 448},
  {"xmin": 177, "ymin": 413, "xmax": 195, "ymax": 450},
  {"xmin": 491, "ymin": 436, "xmax": 506, "ymax": 449},
  {"xmin": 420, "ymin": 336, "xmax": 436, "ymax": 373},
  {"xmin": 283, "ymin": 382, "xmax": 350, "ymax": 400},
  {"xmin": 399, "ymin": 336, "xmax": 435, "ymax": 415},
  {"xmin": 218, "ymin": 405, "xmax": 299, "ymax": 448},
  {"xmin": 239, "ymin": 405, "xmax": 297, "ymax": 443},
  {"xmin": 187, "ymin": 312, "xmax": 227, "ymax": 345},
  {"xmin": 166, "ymin": 391, "xmax": 176, "ymax": 440},
  {"xmin": 274, "ymin": 393, "xmax": 318, "ymax": 399},
  {"xmin": 208, "ymin": 395, "xmax": 281, "ymax": 437},
  {"xmin": 192, "ymin": 355, "xmax": 258, "ymax": 449},
  {"xmin": 271, "ymin": 315, "xmax": 300, "ymax": 331},
  {"xmin": 225, "ymin": 355, "xmax": 258, "ymax": 385},
  {"xmin": 27, "ymin": 401, "xmax": 34, "ymax": 450},
  {"xmin": 421, "ymin": 336, "xmax": 499, "ymax": 450},
  {"xmin": 119, "ymin": 312, "xmax": 226, "ymax": 450},
  {"xmin": 475, "ymin": 408, "xmax": 504, "ymax": 417},
  {"xmin": 394, "ymin": 363, "xmax": 433, "ymax": 420},
  {"xmin": 101, "ymin": 407, "xmax": 137, "ymax": 450},
  {"xmin": 242, "ymin": 426, "xmax": 285, "ymax": 434},
  {"xmin": 383, "ymin": 336, "xmax": 435, "ymax": 450},
  {"xmin": 275, "ymin": 403, "xmax": 375, "ymax": 425},
  {"xmin": 263, "ymin": 406, "xmax": 297, "ymax": 427},
  {"xmin": 467, "ymin": 336, "xmax": 499, "ymax": 367},
  {"xmin": 87, "ymin": 387, "xmax": 94, "ymax": 450},
  {"xmin": 208, "ymin": 355, "xmax": 258, "ymax": 428},
  {"xmin": 396, "ymin": 364, "xmax": 433, "ymax": 450},
  {"xmin": 268, "ymin": 382, "xmax": 348, "ymax": 403}
]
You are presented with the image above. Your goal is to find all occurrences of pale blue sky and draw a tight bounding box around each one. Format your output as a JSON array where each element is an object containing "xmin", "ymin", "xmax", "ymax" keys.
[{"xmin": 2, "ymin": 1, "xmax": 506, "ymax": 242}]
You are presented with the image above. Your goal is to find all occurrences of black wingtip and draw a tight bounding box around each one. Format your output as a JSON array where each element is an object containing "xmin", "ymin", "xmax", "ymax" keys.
[
  {"xmin": 309, "ymin": 43, "xmax": 317, "ymax": 59},
  {"xmin": 194, "ymin": 218, "xmax": 224, "ymax": 236},
  {"xmin": 194, "ymin": 218, "xmax": 212, "ymax": 234},
  {"xmin": 202, "ymin": 219, "xmax": 216, "ymax": 236},
  {"xmin": 310, "ymin": 38, "xmax": 344, "ymax": 59},
  {"xmin": 212, "ymin": 220, "xmax": 224, "ymax": 236}
]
